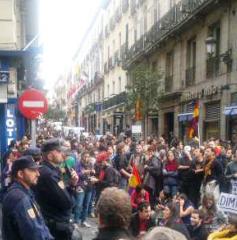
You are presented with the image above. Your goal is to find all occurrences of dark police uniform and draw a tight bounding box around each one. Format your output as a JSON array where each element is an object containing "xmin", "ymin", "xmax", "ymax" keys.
[
  {"xmin": 2, "ymin": 181, "xmax": 53, "ymax": 240},
  {"xmin": 34, "ymin": 160, "xmax": 75, "ymax": 240}
]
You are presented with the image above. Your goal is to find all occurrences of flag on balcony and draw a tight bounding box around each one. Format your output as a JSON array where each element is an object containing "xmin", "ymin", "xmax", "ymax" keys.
[
  {"xmin": 188, "ymin": 100, "xmax": 199, "ymax": 139},
  {"xmin": 135, "ymin": 98, "xmax": 142, "ymax": 121}
]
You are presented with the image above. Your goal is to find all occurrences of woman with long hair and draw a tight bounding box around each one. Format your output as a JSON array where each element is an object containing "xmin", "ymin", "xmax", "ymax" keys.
[
  {"xmin": 199, "ymin": 193, "xmax": 227, "ymax": 234},
  {"xmin": 163, "ymin": 150, "xmax": 179, "ymax": 197},
  {"xmin": 161, "ymin": 202, "xmax": 191, "ymax": 239}
]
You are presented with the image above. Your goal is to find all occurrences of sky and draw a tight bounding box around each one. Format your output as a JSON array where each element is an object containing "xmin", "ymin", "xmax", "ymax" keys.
[{"xmin": 39, "ymin": 0, "xmax": 99, "ymax": 90}]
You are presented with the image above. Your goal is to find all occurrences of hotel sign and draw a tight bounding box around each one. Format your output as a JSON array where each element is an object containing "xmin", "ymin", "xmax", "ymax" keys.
[{"xmin": 181, "ymin": 85, "xmax": 223, "ymax": 102}]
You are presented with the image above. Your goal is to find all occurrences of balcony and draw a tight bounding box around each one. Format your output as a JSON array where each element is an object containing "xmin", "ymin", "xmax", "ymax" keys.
[
  {"xmin": 114, "ymin": 51, "xmax": 121, "ymax": 66},
  {"xmin": 206, "ymin": 57, "xmax": 220, "ymax": 78},
  {"xmin": 123, "ymin": 0, "xmax": 216, "ymax": 68},
  {"xmin": 122, "ymin": 0, "xmax": 129, "ymax": 13},
  {"xmin": 103, "ymin": 92, "xmax": 127, "ymax": 110},
  {"xmin": 84, "ymin": 103, "xmax": 96, "ymax": 114},
  {"xmin": 185, "ymin": 66, "xmax": 195, "ymax": 87},
  {"xmin": 165, "ymin": 75, "xmax": 173, "ymax": 93}
]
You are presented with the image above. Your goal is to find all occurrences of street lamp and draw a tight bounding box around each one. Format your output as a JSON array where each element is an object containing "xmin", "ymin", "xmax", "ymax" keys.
[
  {"xmin": 205, "ymin": 36, "xmax": 216, "ymax": 56},
  {"xmin": 205, "ymin": 36, "xmax": 232, "ymax": 65}
]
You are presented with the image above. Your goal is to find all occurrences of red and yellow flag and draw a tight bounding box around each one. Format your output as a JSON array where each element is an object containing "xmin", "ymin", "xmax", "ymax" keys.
[
  {"xmin": 188, "ymin": 101, "xmax": 199, "ymax": 139},
  {"xmin": 128, "ymin": 164, "xmax": 141, "ymax": 188}
]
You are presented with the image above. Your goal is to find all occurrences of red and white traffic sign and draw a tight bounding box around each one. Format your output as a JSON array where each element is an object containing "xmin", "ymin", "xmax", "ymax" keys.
[{"xmin": 18, "ymin": 88, "xmax": 48, "ymax": 119}]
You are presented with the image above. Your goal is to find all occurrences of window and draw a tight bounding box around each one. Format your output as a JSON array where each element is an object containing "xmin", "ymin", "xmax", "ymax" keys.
[
  {"xmin": 119, "ymin": 77, "xmax": 122, "ymax": 92},
  {"xmin": 232, "ymin": 93, "xmax": 237, "ymax": 104},
  {"xmin": 169, "ymin": 0, "xmax": 175, "ymax": 8},
  {"xmin": 186, "ymin": 38, "xmax": 196, "ymax": 86},
  {"xmin": 206, "ymin": 22, "xmax": 221, "ymax": 78},
  {"xmin": 107, "ymin": 84, "xmax": 110, "ymax": 96},
  {"xmin": 153, "ymin": 0, "xmax": 160, "ymax": 24},
  {"xmin": 126, "ymin": 24, "xmax": 129, "ymax": 46},
  {"xmin": 166, "ymin": 51, "xmax": 174, "ymax": 77},
  {"xmin": 112, "ymin": 81, "xmax": 115, "ymax": 94},
  {"xmin": 165, "ymin": 51, "xmax": 174, "ymax": 92}
]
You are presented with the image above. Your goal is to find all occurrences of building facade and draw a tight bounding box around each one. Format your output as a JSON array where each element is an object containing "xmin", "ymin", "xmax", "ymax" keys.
[
  {"xmin": 66, "ymin": 0, "xmax": 237, "ymax": 143},
  {"xmin": 0, "ymin": 0, "xmax": 40, "ymax": 155}
]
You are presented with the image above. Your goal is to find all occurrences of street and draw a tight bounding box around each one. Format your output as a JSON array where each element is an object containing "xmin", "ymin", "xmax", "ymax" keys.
[{"xmin": 79, "ymin": 218, "xmax": 98, "ymax": 240}]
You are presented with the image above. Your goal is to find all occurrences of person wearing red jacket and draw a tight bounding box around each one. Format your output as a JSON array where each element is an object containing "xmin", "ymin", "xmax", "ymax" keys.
[{"xmin": 131, "ymin": 185, "xmax": 150, "ymax": 212}]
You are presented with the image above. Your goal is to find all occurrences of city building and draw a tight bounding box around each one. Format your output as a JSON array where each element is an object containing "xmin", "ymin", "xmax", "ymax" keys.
[
  {"xmin": 0, "ymin": 0, "xmax": 40, "ymax": 155},
  {"xmin": 122, "ymin": 0, "xmax": 237, "ymax": 144},
  {"xmin": 65, "ymin": 0, "xmax": 237, "ymax": 144}
]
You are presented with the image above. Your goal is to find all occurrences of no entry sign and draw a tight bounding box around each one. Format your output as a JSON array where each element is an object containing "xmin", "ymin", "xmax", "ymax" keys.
[{"xmin": 18, "ymin": 88, "xmax": 48, "ymax": 119}]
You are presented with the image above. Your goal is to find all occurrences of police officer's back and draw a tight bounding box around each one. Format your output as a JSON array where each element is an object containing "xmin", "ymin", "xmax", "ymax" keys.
[
  {"xmin": 34, "ymin": 139, "xmax": 79, "ymax": 240},
  {"xmin": 2, "ymin": 156, "xmax": 53, "ymax": 240}
]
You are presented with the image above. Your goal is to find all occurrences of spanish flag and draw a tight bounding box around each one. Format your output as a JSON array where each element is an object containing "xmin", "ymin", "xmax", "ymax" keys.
[
  {"xmin": 188, "ymin": 101, "xmax": 199, "ymax": 139},
  {"xmin": 128, "ymin": 164, "xmax": 141, "ymax": 188}
]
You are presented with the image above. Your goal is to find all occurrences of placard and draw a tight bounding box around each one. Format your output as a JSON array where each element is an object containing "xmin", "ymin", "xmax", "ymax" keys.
[
  {"xmin": 231, "ymin": 180, "xmax": 237, "ymax": 195},
  {"xmin": 132, "ymin": 125, "xmax": 142, "ymax": 134},
  {"xmin": 218, "ymin": 193, "xmax": 237, "ymax": 214}
]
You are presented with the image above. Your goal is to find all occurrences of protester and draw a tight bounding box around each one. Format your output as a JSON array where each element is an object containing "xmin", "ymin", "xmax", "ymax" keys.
[
  {"xmin": 188, "ymin": 209, "xmax": 208, "ymax": 240},
  {"xmin": 93, "ymin": 187, "xmax": 133, "ymax": 240},
  {"xmin": 2, "ymin": 156, "xmax": 53, "ymax": 240},
  {"xmin": 130, "ymin": 185, "xmax": 150, "ymax": 212},
  {"xmin": 199, "ymin": 193, "xmax": 227, "ymax": 234},
  {"xmin": 202, "ymin": 147, "xmax": 223, "ymax": 202},
  {"xmin": 145, "ymin": 226, "xmax": 187, "ymax": 240},
  {"xmin": 74, "ymin": 151, "xmax": 96, "ymax": 227},
  {"xmin": 161, "ymin": 202, "xmax": 191, "ymax": 239},
  {"xmin": 163, "ymin": 150, "xmax": 179, "ymax": 197},
  {"xmin": 130, "ymin": 201, "xmax": 156, "ymax": 238}
]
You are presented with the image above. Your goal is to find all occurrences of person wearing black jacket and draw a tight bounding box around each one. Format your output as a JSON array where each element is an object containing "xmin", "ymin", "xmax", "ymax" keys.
[
  {"xmin": 95, "ymin": 151, "xmax": 121, "ymax": 200},
  {"xmin": 188, "ymin": 210, "xmax": 208, "ymax": 240},
  {"xmin": 130, "ymin": 202, "xmax": 156, "ymax": 238},
  {"xmin": 34, "ymin": 139, "xmax": 79, "ymax": 240},
  {"xmin": 143, "ymin": 146, "xmax": 162, "ymax": 208}
]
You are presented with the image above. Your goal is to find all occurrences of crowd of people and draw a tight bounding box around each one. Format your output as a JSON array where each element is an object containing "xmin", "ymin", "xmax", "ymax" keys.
[{"xmin": 1, "ymin": 130, "xmax": 237, "ymax": 240}]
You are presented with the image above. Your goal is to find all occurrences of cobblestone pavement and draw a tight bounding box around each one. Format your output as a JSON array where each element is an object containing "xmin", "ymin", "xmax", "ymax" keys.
[{"xmin": 76, "ymin": 218, "xmax": 98, "ymax": 240}]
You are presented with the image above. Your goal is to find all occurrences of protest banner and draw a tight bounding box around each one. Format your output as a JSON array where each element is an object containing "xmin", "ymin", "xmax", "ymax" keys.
[{"xmin": 218, "ymin": 193, "xmax": 237, "ymax": 214}]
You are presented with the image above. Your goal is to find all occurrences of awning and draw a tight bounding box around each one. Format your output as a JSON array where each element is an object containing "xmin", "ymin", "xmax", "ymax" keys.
[
  {"xmin": 224, "ymin": 106, "xmax": 237, "ymax": 116},
  {"xmin": 178, "ymin": 112, "xmax": 193, "ymax": 122},
  {"xmin": 0, "ymin": 50, "xmax": 26, "ymax": 57}
]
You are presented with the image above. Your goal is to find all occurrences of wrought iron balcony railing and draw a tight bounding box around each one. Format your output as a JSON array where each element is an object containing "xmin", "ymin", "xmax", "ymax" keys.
[
  {"xmin": 185, "ymin": 66, "xmax": 196, "ymax": 87},
  {"xmin": 123, "ymin": 0, "xmax": 213, "ymax": 67},
  {"xmin": 206, "ymin": 57, "xmax": 220, "ymax": 78},
  {"xmin": 103, "ymin": 92, "xmax": 127, "ymax": 110}
]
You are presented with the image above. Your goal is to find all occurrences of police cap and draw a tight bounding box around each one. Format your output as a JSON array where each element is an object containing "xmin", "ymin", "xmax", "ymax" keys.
[
  {"xmin": 23, "ymin": 147, "xmax": 41, "ymax": 156},
  {"xmin": 11, "ymin": 155, "xmax": 40, "ymax": 177},
  {"xmin": 41, "ymin": 138, "xmax": 63, "ymax": 153}
]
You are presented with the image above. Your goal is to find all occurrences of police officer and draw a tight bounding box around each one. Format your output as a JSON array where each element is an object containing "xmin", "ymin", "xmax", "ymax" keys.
[
  {"xmin": 24, "ymin": 147, "xmax": 43, "ymax": 164},
  {"xmin": 34, "ymin": 139, "xmax": 79, "ymax": 240},
  {"xmin": 2, "ymin": 155, "xmax": 53, "ymax": 240}
]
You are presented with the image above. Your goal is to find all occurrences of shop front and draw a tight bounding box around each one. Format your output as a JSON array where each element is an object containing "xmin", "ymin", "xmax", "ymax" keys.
[{"xmin": 203, "ymin": 101, "xmax": 220, "ymax": 141}]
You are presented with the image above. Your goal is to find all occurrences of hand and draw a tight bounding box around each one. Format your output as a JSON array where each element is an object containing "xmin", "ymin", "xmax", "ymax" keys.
[
  {"xmin": 90, "ymin": 169, "xmax": 96, "ymax": 175},
  {"xmin": 90, "ymin": 176, "xmax": 99, "ymax": 183},
  {"xmin": 70, "ymin": 170, "xmax": 79, "ymax": 186}
]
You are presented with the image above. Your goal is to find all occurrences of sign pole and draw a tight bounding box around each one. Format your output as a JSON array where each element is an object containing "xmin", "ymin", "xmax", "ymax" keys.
[{"xmin": 31, "ymin": 120, "xmax": 36, "ymax": 148}]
